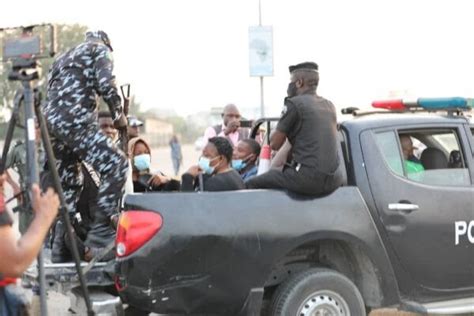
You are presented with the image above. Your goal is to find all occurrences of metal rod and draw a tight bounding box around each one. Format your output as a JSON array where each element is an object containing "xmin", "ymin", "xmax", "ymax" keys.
[
  {"xmin": 0, "ymin": 98, "xmax": 18, "ymax": 173},
  {"xmin": 258, "ymin": 0, "xmax": 265, "ymax": 117},
  {"xmin": 35, "ymin": 103, "xmax": 95, "ymax": 315},
  {"xmin": 260, "ymin": 76, "xmax": 265, "ymax": 117},
  {"xmin": 37, "ymin": 250, "xmax": 47, "ymax": 315},
  {"xmin": 22, "ymin": 80, "xmax": 48, "ymax": 316}
]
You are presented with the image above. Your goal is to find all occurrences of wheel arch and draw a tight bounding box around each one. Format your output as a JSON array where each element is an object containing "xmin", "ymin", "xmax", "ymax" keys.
[{"xmin": 264, "ymin": 234, "xmax": 399, "ymax": 308}]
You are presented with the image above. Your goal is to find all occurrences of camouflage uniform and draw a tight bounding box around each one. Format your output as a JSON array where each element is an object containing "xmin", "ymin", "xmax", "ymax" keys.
[
  {"xmin": 43, "ymin": 31, "xmax": 128, "ymax": 260},
  {"xmin": 5, "ymin": 140, "xmax": 45, "ymax": 234}
]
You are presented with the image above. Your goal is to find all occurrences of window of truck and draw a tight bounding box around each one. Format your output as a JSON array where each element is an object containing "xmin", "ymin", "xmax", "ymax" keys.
[{"xmin": 375, "ymin": 129, "xmax": 471, "ymax": 186}]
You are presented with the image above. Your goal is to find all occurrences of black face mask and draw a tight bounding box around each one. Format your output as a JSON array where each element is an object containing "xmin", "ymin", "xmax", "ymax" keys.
[{"xmin": 287, "ymin": 82, "xmax": 297, "ymax": 97}]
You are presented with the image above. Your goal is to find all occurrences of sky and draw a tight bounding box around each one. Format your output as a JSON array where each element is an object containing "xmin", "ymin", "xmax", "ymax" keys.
[{"xmin": 2, "ymin": 0, "xmax": 474, "ymax": 118}]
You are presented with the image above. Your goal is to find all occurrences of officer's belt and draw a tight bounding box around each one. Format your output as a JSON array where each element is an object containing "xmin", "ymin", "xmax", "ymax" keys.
[
  {"xmin": 285, "ymin": 160, "xmax": 339, "ymax": 176},
  {"xmin": 285, "ymin": 160, "xmax": 303, "ymax": 172}
]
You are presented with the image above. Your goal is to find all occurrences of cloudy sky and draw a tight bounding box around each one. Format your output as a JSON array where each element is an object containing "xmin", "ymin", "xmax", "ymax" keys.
[{"xmin": 2, "ymin": 0, "xmax": 474, "ymax": 118}]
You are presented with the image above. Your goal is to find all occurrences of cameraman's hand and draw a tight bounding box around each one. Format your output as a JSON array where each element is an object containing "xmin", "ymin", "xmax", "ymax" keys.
[
  {"xmin": 114, "ymin": 113, "xmax": 128, "ymax": 130},
  {"xmin": 32, "ymin": 185, "xmax": 59, "ymax": 223},
  {"xmin": 224, "ymin": 120, "xmax": 240, "ymax": 135}
]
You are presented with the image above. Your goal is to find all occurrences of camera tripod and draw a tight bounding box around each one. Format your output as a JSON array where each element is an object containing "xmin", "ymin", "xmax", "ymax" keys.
[{"xmin": 0, "ymin": 58, "xmax": 94, "ymax": 315}]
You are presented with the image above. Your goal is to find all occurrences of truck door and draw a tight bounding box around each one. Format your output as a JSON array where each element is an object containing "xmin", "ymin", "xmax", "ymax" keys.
[{"xmin": 361, "ymin": 125, "xmax": 474, "ymax": 291}]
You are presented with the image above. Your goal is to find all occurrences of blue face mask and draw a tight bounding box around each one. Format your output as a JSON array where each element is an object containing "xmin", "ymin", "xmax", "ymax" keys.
[
  {"xmin": 199, "ymin": 156, "xmax": 218, "ymax": 174},
  {"xmin": 231, "ymin": 159, "xmax": 247, "ymax": 171},
  {"xmin": 133, "ymin": 154, "xmax": 151, "ymax": 171}
]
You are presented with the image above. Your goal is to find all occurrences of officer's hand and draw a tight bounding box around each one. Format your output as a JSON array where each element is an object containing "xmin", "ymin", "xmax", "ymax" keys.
[
  {"xmin": 32, "ymin": 185, "xmax": 59, "ymax": 223},
  {"xmin": 114, "ymin": 114, "xmax": 128, "ymax": 130},
  {"xmin": 224, "ymin": 120, "xmax": 240, "ymax": 135}
]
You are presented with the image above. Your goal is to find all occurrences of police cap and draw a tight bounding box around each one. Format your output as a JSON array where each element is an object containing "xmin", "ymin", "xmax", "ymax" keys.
[
  {"xmin": 127, "ymin": 115, "xmax": 143, "ymax": 127},
  {"xmin": 289, "ymin": 62, "xmax": 318, "ymax": 73},
  {"xmin": 86, "ymin": 30, "xmax": 113, "ymax": 51}
]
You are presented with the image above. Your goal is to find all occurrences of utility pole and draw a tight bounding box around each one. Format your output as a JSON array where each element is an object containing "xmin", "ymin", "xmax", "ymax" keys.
[
  {"xmin": 258, "ymin": 0, "xmax": 265, "ymax": 117},
  {"xmin": 249, "ymin": 0, "xmax": 272, "ymax": 118}
]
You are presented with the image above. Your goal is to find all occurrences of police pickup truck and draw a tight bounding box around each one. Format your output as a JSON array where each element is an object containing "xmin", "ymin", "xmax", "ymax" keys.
[
  {"xmin": 112, "ymin": 98, "xmax": 474, "ymax": 316},
  {"xmin": 48, "ymin": 97, "xmax": 474, "ymax": 316}
]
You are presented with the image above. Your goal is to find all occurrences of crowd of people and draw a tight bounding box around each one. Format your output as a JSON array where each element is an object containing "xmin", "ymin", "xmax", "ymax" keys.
[{"xmin": 0, "ymin": 30, "xmax": 343, "ymax": 313}]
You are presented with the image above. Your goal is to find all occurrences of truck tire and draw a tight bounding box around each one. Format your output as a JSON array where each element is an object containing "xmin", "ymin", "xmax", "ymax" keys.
[{"xmin": 268, "ymin": 268, "xmax": 365, "ymax": 316}]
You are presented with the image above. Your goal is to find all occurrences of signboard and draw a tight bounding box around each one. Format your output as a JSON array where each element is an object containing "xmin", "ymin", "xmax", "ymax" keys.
[{"xmin": 248, "ymin": 26, "xmax": 273, "ymax": 77}]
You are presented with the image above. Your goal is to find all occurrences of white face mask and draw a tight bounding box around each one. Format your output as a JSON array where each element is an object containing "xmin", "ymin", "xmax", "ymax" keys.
[
  {"xmin": 133, "ymin": 154, "xmax": 151, "ymax": 171},
  {"xmin": 198, "ymin": 156, "xmax": 220, "ymax": 174}
]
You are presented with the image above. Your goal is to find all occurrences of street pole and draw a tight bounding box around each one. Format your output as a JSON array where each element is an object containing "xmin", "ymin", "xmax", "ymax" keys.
[{"xmin": 259, "ymin": 0, "xmax": 265, "ymax": 117}]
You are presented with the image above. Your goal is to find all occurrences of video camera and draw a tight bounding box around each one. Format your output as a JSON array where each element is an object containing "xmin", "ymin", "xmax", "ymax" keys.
[
  {"xmin": 1, "ymin": 24, "xmax": 57, "ymax": 81},
  {"xmin": 1, "ymin": 24, "xmax": 56, "ymax": 61}
]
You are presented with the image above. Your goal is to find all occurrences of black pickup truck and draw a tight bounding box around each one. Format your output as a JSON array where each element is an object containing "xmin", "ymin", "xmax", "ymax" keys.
[
  {"xmin": 111, "ymin": 101, "xmax": 474, "ymax": 316},
  {"xmin": 45, "ymin": 102, "xmax": 474, "ymax": 315}
]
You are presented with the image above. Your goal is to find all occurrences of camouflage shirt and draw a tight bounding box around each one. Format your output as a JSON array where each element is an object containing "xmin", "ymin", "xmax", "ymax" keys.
[{"xmin": 45, "ymin": 37, "xmax": 122, "ymax": 123}]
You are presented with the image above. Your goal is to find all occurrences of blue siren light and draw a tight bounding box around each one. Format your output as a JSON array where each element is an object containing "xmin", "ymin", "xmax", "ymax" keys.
[
  {"xmin": 371, "ymin": 97, "xmax": 473, "ymax": 111},
  {"xmin": 417, "ymin": 97, "xmax": 470, "ymax": 110}
]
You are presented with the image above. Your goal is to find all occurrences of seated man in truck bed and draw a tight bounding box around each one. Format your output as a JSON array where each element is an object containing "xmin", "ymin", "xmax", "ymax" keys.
[
  {"xmin": 232, "ymin": 139, "xmax": 261, "ymax": 180},
  {"xmin": 246, "ymin": 61, "xmax": 343, "ymax": 196},
  {"xmin": 181, "ymin": 137, "xmax": 245, "ymax": 191}
]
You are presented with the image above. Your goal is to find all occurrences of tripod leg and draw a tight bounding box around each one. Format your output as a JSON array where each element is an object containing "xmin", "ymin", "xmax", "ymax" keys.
[
  {"xmin": 18, "ymin": 81, "xmax": 48, "ymax": 316},
  {"xmin": 35, "ymin": 106, "xmax": 94, "ymax": 316},
  {"xmin": 0, "ymin": 105, "xmax": 19, "ymax": 173}
]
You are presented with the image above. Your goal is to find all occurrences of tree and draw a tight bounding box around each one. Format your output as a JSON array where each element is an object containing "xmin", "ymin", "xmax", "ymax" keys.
[{"xmin": 0, "ymin": 24, "xmax": 88, "ymax": 120}]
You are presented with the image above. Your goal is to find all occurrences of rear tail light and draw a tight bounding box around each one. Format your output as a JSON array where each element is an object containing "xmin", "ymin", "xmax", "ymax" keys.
[{"xmin": 115, "ymin": 211, "xmax": 163, "ymax": 257}]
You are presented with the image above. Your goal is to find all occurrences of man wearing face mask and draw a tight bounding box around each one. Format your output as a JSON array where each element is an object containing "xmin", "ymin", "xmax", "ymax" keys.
[
  {"xmin": 246, "ymin": 62, "xmax": 343, "ymax": 196},
  {"xmin": 232, "ymin": 139, "xmax": 261, "ymax": 180},
  {"xmin": 181, "ymin": 137, "xmax": 245, "ymax": 191}
]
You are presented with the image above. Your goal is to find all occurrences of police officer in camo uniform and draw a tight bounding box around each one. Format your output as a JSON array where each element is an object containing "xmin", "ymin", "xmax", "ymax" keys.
[{"xmin": 43, "ymin": 30, "xmax": 128, "ymax": 262}]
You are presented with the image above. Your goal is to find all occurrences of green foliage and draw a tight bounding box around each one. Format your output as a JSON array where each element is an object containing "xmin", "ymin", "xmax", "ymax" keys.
[{"xmin": 0, "ymin": 24, "xmax": 88, "ymax": 111}]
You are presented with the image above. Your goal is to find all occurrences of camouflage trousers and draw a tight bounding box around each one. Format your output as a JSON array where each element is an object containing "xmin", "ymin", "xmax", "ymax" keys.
[{"xmin": 44, "ymin": 105, "xmax": 128, "ymax": 249}]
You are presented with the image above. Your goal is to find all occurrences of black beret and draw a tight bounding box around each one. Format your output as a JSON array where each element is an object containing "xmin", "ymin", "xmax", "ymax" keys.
[{"xmin": 289, "ymin": 62, "xmax": 319, "ymax": 73}]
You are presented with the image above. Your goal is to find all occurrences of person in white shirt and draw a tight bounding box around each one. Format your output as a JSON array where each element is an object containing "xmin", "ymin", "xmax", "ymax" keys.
[{"xmin": 203, "ymin": 104, "xmax": 249, "ymax": 147}]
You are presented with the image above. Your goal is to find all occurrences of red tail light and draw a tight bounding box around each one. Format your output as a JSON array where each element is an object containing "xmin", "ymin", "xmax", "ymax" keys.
[{"xmin": 115, "ymin": 211, "xmax": 163, "ymax": 257}]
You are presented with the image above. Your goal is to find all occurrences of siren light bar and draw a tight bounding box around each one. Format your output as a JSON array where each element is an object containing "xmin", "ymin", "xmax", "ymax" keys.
[{"xmin": 372, "ymin": 97, "xmax": 472, "ymax": 111}]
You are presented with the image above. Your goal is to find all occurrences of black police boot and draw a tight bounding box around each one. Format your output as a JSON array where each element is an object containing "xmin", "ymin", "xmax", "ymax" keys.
[{"xmin": 51, "ymin": 220, "xmax": 72, "ymax": 263}]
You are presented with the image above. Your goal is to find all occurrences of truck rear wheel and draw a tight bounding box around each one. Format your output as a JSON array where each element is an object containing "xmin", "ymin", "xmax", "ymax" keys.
[{"xmin": 268, "ymin": 268, "xmax": 365, "ymax": 316}]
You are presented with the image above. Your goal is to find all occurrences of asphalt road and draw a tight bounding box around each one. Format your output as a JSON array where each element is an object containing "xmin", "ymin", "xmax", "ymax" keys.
[
  {"xmin": 40, "ymin": 291, "xmax": 473, "ymax": 316},
  {"xmin": 149, "ymin": 143, "xmax": 201, "ymax": 178}
]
